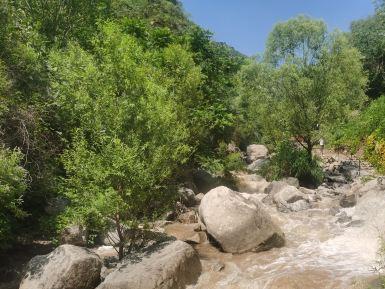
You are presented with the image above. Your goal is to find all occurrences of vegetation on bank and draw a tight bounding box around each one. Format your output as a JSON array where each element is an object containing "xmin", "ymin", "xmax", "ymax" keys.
[{"xmin": 0, "ymin": 0, "xmax": 385, "ymax": 259}]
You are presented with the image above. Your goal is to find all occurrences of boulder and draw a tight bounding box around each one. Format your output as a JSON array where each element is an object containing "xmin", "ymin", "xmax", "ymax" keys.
[
  {"xmin": 246, "ymin": 144, "xmax": 269, "ymax": 163},
  {"xmin": 273, "ymin": 186, "xmax": 310, "ymax": 212},
  {"xmin": 199, "ymin": 186, "xmax": 284, "ymax": 253},
  {"xmin": 340, "ymin": 193, "xmax": 357, "ymax": 208},
  {"xmin": 178, "ymin": 187, "xmax": 196, "ymax": 207},
  {"xmin": 96, "ymin": 241, "xmax": 201, "ymax": 289},
  {"xmin": 194, "ymin": 193, "xmax": 205, "ymax": 205},
  {"xmin": 233, "ymin": 173, "xmax": 270, "ymax": 194},
  {"xmin": 262, "ymin": 181, "xmax": 290, "ymax": 205},
  {"xmin": 19, "ymin": 245, "xmax": 102, "ymax": 289},
  {"xmin": 60, "ymin": 225, "xmax": 87, "ymax": 246}
]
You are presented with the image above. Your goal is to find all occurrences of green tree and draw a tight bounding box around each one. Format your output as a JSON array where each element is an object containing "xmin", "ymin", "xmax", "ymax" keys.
[
  {"xmin": 237, "ymin": 16, "xmax": 367, "ymax": 157},
  {"xmin": 49, "ymin": 23, "xmax": 200, "ymax": 258}
]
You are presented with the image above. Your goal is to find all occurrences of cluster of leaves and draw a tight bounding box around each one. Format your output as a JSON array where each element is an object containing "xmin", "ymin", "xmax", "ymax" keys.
[{"xmin": 260, "ymin": 141, "xmax": 324, "ymax": 187}]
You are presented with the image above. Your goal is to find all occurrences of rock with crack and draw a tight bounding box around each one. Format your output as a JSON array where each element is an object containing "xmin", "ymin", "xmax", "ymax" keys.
[
  {"xmin": 199, "ymin": 186, "xmax": 285, "ymax": 253},
  {"xmin": 19, "ymin": 244, "xmax": 102, "ymax": 289},
  {"xmin": 96, "ymin": 240, "xmax": 201, "ymax": 289}
]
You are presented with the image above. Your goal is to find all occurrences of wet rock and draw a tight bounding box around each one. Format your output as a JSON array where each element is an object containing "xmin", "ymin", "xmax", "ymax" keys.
[
  {"xmin": 233, "ymin": 173, "xmax": 270, "ymax": 194},
  {"xmin": 246, "ymin": 144, "xmax": 269, "ymax": 163},
  {"xmin": 264, "ymin": 181, "xmax": 288, "ymax": 195},
  {"xmin": 178, "ymin": 187, "xmax": 196, "ymax": 207},
  {"xmin": 20, "ymin": 245, "xmax": 102, "ymax": 289},
  {"xmin": 273, "ymin": 186, "xmax": 310, "ymax": 212},
  {"xmin": 60, "ymin": 225, "xmax": 87, "ymax": 246},
  {"xmin": 199, "ymin": 186, "xmax": 285, "ymax": 253},
  {"xmin": 340, "ymin": 194, "xmax": 357, "ymax": 208},
  {"xmin": 165, "ymin": 223, "xmax": 206, "ymax": 245},
  {"xmin": 177, "ymin": 210, "xmax": 198, "ymax": 224},
  {"xmin": 96, "ymin": 241, "xmax": 201, "ymax": 289}
]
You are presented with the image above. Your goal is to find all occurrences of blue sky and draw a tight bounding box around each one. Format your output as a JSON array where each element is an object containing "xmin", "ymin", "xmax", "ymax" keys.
[{"xmin": 180, "ymin": 0, "xmax": 375, "ymax": 56}]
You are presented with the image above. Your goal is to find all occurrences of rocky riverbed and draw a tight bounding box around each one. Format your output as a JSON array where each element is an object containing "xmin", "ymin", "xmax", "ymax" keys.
[{"xmin": 3, "ymin": 146, "xmax": 385, "ymax": 289}]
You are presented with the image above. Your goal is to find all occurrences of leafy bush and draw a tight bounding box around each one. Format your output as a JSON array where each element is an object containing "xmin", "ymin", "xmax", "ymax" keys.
[
  {"xmin": 332, "ymin": 96, "xmax": 385, "ymax": 172},
  {"xmin": 260, "ymin": 141, "xmax": 324, "ymax": 187},
  {"xmin": 197, "ymin": 142, "xmax": 245, "ymax": 177},
  {"xmin": 0, "ymin": 147, "xmax": 28, "ymax": 250}
]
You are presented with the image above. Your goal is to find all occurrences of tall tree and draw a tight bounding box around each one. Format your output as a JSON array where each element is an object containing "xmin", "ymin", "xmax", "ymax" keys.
[{"xmin": 237, "ymin": 16, "xmax": 367, "ymax": 156}]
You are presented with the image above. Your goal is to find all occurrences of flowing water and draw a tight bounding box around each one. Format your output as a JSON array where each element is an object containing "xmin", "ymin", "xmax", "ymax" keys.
[{"xmin": 187, "ymin": 193, "xmax": 383, "ymax": 289}]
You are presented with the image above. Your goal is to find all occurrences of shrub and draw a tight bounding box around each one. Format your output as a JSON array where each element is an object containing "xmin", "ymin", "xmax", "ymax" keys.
[
  {"xmin": 0, "ymin": 147, "xmax": 28, "ymax": 250},
  {"xmin": 260, "ymin": 141, "xmax": 324, "ymax": 187}
]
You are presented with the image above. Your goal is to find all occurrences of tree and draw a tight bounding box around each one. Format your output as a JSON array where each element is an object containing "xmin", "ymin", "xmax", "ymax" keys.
[
  {"xmin": 351, "ymin": 5, "xmax": 385, "ymax": 98},
  {"xmin": 50, "ymin": 23, "xmax": 200, "ymax": 259},
  {"xmin": 237, "ymin": 16, "xmax": 367, "ymax": 157}
]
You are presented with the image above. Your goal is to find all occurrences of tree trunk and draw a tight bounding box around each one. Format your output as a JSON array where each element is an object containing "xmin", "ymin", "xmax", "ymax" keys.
[
  {"xmin": 115, "ymin": 214, "xmax": 125, "ymax": 260},
  {"xmin": 305, "ymin": 138, "xmax": 313, "ymax": 159}
]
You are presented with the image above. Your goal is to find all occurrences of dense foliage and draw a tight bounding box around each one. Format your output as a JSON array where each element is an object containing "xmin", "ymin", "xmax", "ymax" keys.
[
  {"xmin": 236, "ymin": 16, "xmax": 367, "ymax": 185},
  {"xmin": 260, "ymin": 141, "xmax": 324, "ymax": 187},
  {"xmin": 0, "ymin": 148, "xmax": 27, "ymax": 250},
  {"xmin": 0, "ymin": 0, "xmax": 244, "ymax": 254},
  {"xmin": 1, "ymin": 0, "xmax": 385, "ymax": 257}
]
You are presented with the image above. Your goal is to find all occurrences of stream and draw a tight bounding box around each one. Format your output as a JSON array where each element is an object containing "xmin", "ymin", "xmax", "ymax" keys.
[{"xmin": 180, "ymin": 163, "xmax": 385, "ymax": 289}]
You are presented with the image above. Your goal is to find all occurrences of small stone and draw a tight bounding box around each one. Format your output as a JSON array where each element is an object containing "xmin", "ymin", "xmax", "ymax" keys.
[{"xmin": 340, "ymin": 194, "xmax": 357, "ymax": 208}]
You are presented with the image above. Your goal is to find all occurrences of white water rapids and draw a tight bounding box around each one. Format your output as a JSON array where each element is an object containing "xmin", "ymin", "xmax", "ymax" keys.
[{"xmin": 187, "ymin": 185, "xmax": 385, "ymax": 289}]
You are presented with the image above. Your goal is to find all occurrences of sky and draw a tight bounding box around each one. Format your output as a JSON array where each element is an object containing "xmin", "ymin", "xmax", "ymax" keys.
[{"xmin": 180, "ymin": 0, "xmax": 375, "ymax": 56}]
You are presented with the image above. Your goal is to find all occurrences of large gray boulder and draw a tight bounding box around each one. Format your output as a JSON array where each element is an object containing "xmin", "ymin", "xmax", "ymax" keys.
[
  {"xmin": 96, "ymin": 241, "xmax": 201, "ymax": 289},
  {"xmin": 19, "ymin": 245, "xmax": 102, "ymax": 289},
  {"xmin": 246, "ymin": 144, "xmax": 269, "ymax": 163},
  {"xmin": 199, "ymin": 186, "xmax": 284, "ymax": 253}
]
